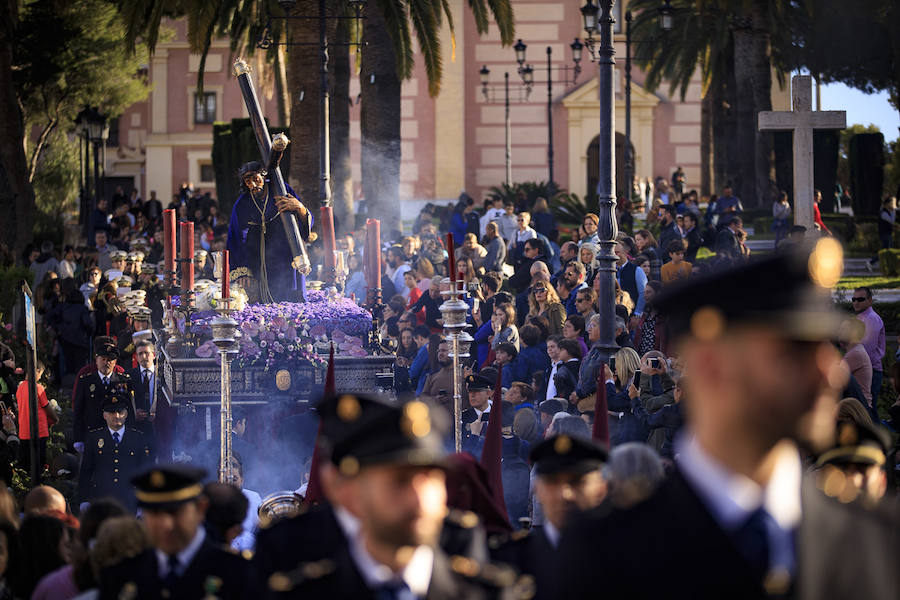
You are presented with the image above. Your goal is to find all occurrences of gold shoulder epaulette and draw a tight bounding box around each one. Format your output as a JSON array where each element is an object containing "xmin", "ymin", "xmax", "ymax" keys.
[
  {"xmin": 267, "ymin": 559, "xmax": 335, "ymax": 592},
  {"xmin": 446, "ymin": 509, "xmax": 480, "ymax": 529}
]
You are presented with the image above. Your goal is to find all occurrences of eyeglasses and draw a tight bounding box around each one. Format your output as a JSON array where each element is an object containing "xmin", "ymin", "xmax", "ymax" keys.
[
  {"xmin": 533, "ymin": 288, "xmax": 547, "ymax": 294},
  {"xmin": 851, "ymin": 297, "xmax": 868, "ymax": 302}
]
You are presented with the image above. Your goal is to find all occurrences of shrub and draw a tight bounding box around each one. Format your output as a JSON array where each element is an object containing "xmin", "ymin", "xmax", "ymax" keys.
[
  {"xmin": 0, "ymin": 266, "xmax": 33, "ymax": 324},
  {"xmin": 878, "ymin": 249, "xmax": 900, "ymax": 276}
]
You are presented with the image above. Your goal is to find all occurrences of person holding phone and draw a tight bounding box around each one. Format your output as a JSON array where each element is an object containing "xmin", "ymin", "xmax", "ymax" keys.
[{"xmin": 16, "ymin": 359, "xmax": 59, "ymax": 473}]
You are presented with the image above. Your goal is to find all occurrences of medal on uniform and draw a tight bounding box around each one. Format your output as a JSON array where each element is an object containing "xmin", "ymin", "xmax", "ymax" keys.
[
  {"xmin": 90, "ymin": 384, "xmax": 96, "ymax": 392},
  {"xmin": 98, "ymin": 438, "xmax": 104, "ymax": 448}
]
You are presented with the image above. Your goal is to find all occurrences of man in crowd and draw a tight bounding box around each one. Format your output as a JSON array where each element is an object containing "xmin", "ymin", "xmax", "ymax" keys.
[
  {"xmin": 657, "ymin": 205, "xmax": 680, "ymax": 262},
  {"xmin": 386, "ymin": 246, "xmax": 412, "ymax": 294},
  {"xmin": 715, "ymin": 216, "xmax": 744, "ymax": 263},
  {"xmin": 615, "ymin": 238, "xmax": 647, "ymax": 317},
  {"xmin": 559, "ymin": 241, "xmax": 900, "ymax": 599},
  {"xmin": 815, "ymin": 419, "xmax": 891, "ymax": 507},
  {"xmin": 77, "ymin": 389, "xmax": 153, "ymax": 512},
  {"xmin": 714, "ymin": 183, "xmax": 743, "ymax": 217},
  {"xmin": 493, "ymin": 434, "xmax": 608, "ymax": 599},
  {"xmin": 554, "ymin": 241, "xmax": 578, "ymax": 282},
  {"xmin": 408, "ymin": 278, "xmax": 443, "ymax": 330},
  {"xmin": 73, "ymin": 338, "xmax": 132, "ymax": 453},
  {"xmin": 852, "ymin": 286, "xmax": 885, "ymax": 416},
  {"xmin": 419, "ymin": 340, "xmax": 454, "ymax": 406},
  {"xmin": 510, "ymin": 238, "xmax": 548, "ymax": 293},
  {"xmin": 563, "ymin": 261, "xmax": 588, "ymax": 316},
  {"xmin": 101, "ymin": 465, "xmax": 251, "ymax": 597},
  {"xmin": 682, "ymin": 212, "xmax": 702, "ymax": 263},
  {"xmin": 575, "ymin": 287, "xmax": 597, "ymax": 323}
]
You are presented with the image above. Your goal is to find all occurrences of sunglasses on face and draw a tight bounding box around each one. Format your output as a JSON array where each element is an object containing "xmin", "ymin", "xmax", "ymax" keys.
[{"xmin": 851, "ymin": 297, "xmax": 868, "ymax": 302}]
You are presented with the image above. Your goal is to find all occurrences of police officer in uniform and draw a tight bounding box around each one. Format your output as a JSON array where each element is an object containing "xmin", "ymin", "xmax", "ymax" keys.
[
  {"xmin": 558, "ymin": 240, "xmax": 900, "ymax": 599},
  {"xmin": 77, "ymin": 389, "xmax": 153, "ymax": 512},
  {"xmin": 73, "ymin": 339, "xmax": 134, "ymax": 452},
  {"xmin": 493, "ymin": 434, "xmax": 608, "ymax": 600},
  {"xmin": 258, "ymin": 394, "xmax": 519, "ymax": 599},
  {"xmin": 100, "ymin": 465, "xmax": 251, "ymax": 599}
]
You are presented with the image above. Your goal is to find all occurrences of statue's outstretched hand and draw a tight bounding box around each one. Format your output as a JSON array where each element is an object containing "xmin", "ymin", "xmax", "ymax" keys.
[{"xmin": 275, "ymin": 195, "xmax": 307, "ymax": 217}]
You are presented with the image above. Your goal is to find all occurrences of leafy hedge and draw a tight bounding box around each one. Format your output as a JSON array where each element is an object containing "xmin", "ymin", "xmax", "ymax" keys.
[
  {"xmin": 878, "ymin": 249, "xmax": 900, "ymax": 276},
  {"xmin": 0, "ymin": 267, "xmax": 33, "ymax": 324}
]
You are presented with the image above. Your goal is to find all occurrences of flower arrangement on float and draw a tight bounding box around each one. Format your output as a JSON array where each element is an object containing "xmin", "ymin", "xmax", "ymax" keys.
[{"xmin": 171, "ymin": 287, "xmax": 371, "ymax": 368}]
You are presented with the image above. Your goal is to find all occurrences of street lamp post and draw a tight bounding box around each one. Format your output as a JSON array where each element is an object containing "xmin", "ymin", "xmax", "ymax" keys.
[
  {"xmin": 513, "ymin": 39, "xmax": 582, "ymax": 187},
  {"xmin": 624, "ymin": 11, "xmax": 633, "ymax": 205},
  {"xmin": 80, "ymin": 107, "xmax": 108, "ymax": 245},
  {"xmin": 584, "ymin": 0, "xmax": 618, "ymax": 363},
  {"xmin": 481, "ymin": 67, "xmax": 514, "ymax": 185}
]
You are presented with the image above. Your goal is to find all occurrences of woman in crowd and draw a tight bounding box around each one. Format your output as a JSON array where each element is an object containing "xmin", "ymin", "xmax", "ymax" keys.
[
  {"xmin": 16, "ymin": 515, "xmax": 73, "ymax": 598},
  {"xmin": 414, "ymin": 257, "xmax": 435, "ymax": 294},
  {"xmin": 403, "ymin": 271, "xmax": 423, "ymax": 307},
  {"xmin": 579, "ymin": 243, "xmax": 600, "ymax": 287},
  {"xmin": 393, "ymin": 327, "xmax": 419, "ymax": 394},
  {"xmin": 562, "ymin": 314, "xmax": 589, "ymax": 358},
  {"xmin": 633, "ymin": 281, "xmax": 667, "ymax": 356},
  {"xmin": 491, "ymin": 303, "xmax": 519, "ymax": 351},
  {"xmin": 527, "ymin": 281, "xmax": 565, "ymax": 335},
  {"xmin": 456, "ymin": 233, "xmax": 487, "ymax": 275},
  {"xmin": 343, "ymin": 253, "xmax": 367, "ymax": 305},
  {"xmin": 604, "ymin": 347, "xmax": 647, "ymax": 447},
  {"xmin": 634, "ymin": 229, "xmax": 662, "ymax": 282},
  {"xmin": 530, "ymin": 198, "xmax": 556, "ymax": 239},
  {"xmin": 0, "ymin": 519, "xmax": 19, "ymax": 600},
  {"xmin": 482, "ymin": 221, "xmax": 506, "ymax": 273},
  {"xmin": 772, "ymin": 190, "xmax": 792, "ymax": 246},
  {"xmin": 47, "ymin": 280, "xmax": 95, "ymax": 379}
]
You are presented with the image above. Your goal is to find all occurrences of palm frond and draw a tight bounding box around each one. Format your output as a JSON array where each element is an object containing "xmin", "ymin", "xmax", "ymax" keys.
[
  {"xmin": 485, "ymin": 0, "xmax": 514, "ymax": 45},
  {"xmin": 466, "ymin": 0, "xmax": 490, "ymax": 36},
  {"xmin": 379, "ymin": 0, "xmax": 415, "ymax": 81},
  {"xmin": 409, "ymin": 0, "xmax": 443, "ymax": 96}
]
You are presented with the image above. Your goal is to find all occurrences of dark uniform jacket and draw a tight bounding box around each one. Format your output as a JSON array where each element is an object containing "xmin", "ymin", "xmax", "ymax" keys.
[
  {"xmin": 100, "ymin": 538, "xmax": 251, "ymax": 600},
  {"xmin": 78, "ymin": 426, "xmax": 153, "ymax": 510},
  {"xmin": 558, "ymin": 467, "xmax": 900, "ymax": 600},
  {"xmin": 491, "ymin": 527, "xmax": 558, "ymax": 600},
  {"xmin": 73, "ymin": 370, "xmax": 134, "ymax": 443}
]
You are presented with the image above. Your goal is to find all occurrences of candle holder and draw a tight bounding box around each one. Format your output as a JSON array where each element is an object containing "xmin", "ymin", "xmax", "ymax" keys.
[
  {"xmin": 209, "ymin": 297, "xmax": 239, "ymax": 484},
  {"xmin": 440, "ymin": 277, "xmax": 472, "ymax": 453},
  {"xmin": 365, "ymin": 287, "xmax": 385, "ymax": 354}
]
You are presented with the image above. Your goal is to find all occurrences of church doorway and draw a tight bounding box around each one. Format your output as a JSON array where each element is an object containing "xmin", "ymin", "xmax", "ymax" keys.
[{"xmin": 586, "ymin": 133, "xmax": 630, "ymax": 199}]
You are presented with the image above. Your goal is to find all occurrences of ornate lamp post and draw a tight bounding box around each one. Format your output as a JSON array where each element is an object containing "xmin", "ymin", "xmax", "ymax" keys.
[
  {"xmin": 583, "ymin": 0, "xmax": 618, "ymax": 363},
  {"xmin": 512, "ymin": 38, "xmax": 583, "ymax": 186},
  {"xmin": 209, "ymin": 290, "xmax": 239, "ymax": 484},
  {"xmin": 440, "ymin": 276, "xmax": 472, "ymax": 453},
  {"xmin": 481, "ymin": 67, "xmax": 525, "ymax": 186}
]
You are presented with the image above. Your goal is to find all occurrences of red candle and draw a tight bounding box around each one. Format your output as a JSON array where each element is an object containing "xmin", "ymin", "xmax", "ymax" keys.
[
  {"xmin": 365, "ymin": 219, "xmax": 381, "ymax": 293},
  {"xmin": 180, "ymin": 221, "xmax": 194, "ymax": 303},
  {"xmin": 221, "ymin": 250, "xmax": 230, "ymax": 300},
  {"xmin": 163, "ymin": 209, "xmax": 176, "ymax": 286},
  {"xmin": 320, "ymin": 206, "xmax": 336, "ymax": 284},
  {"xmin": 446, "ymin": 233, "xmax": 456, "ymax": 284}
]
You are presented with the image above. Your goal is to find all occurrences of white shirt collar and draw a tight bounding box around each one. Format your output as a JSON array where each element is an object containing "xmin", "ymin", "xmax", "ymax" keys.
[
  {"xmin": 543, "ymin": 521, "xmax": 561, "ymax": 548},
  {"xmin": 156, "ymin": 526, "xmax": 206, "ymax": 577},
  {"xmin": 348, "ymin": 533, "xmax": 433, "ymax": 598},
  {"xmin": 675, "ymin": 434, "xmax": 802, "ymax": 532},
  {"xmin": 108, "ymin": 425, "xmax": 125, "ymax": 440},
  {"xmin": 333, "ymin": 505, "xmax": 361, "ymax": 540}
]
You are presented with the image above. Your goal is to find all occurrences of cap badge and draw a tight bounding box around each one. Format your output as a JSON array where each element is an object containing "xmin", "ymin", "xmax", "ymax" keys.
[
  {"xmin": 339, "ymin": 456, "xmax": 360, "ymax": 476},
  {"xmin": 402, "ymin": 401, "xmax": 431, "ymax": 438},
  {"xmin": 337, "ymin": 395, "xmax": 361, "ymax": 421},
  {"xmin": 554, "ymin": 435, "xmax": 572, "ymax": 454},
  {"xmin": 690, "ymin": 306, "xmax": 726, "ymax": 341},
  {"xmin": 150, "ymin": 470, "xmax": 165, "ymax": 488},
  {"xmin": 838, "ymin": 423, "xmax": 857, "ymax": 447}
]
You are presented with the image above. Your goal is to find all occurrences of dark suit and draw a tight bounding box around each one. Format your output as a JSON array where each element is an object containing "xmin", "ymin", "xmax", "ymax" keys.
[
  {"xmin": 73, "ymin": 370, "xmax": 134, "ymax": 443},
  {"xmin": 78, "ymin": 426, "xmax": 153, "ymax": 510},
  {"xmin": 558, "ymin": 468, "xmax": 900, "ymax": 599},
  {"xmin": 143, "ymin": 198, "xmax": 163, "ymax": 222},
  {"xmin": 715, "ymin": 227, "xmax": 741, "ymax": 261},
  {"xmin": 492, "ymin": 528, "xmax": 558, "ymax": 600},
  {"xmin": 658, "ymin": 220, "xmax": 681, "ymax": 261},
  {"xmin": 100, "ymin": 538, "xmax": 251, "ymax": 600},
  {"xmin": 128, "ymin": 366, "xmax": 157, "ymax": 441}
]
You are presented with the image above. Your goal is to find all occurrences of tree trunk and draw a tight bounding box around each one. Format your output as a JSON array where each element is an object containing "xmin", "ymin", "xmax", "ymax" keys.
[
  {"xmin": 330, "ymin": 21, "xmax": 353, "ymax": 233},
  {"xmin": 700, "ymin": 88, "xmax": 713, "ymax": 198},
  {"xmin": 274, "ymin": 45, "xmax": 291, "ymax": 127},
  {"xmin": 360, "ymin": 2, "xmax": 401, "ymax": 238},
  {"xmin": 0, "ymin": 0, "xmax": 35, "ymax": 258},
  {"xmin": 286, "ymin": 0, "xmax": 338, "ymax": 213},
  {"xmin": 731, "ymin": 8, "xmax": 774, "ymax": 208}
]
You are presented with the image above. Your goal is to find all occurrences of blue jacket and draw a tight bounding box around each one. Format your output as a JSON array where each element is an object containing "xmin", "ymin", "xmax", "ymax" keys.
[
  {"xmin": 473, "ymin": 321, "xmax": 493, "ymax": 369},
  {"xmin": 511, "ymin": 345, "xmax": 551, "ymax": 385},
  {"xmin": 450, "ymin": 213, "xmax": 467, "ymax": 246},
  {"xmin": 606, "ymin": 381, "xmax": 649, "ymax": 447},
  {"xmin": 409, "ymin": 345, "xmax": 429, "ymax": 395}
]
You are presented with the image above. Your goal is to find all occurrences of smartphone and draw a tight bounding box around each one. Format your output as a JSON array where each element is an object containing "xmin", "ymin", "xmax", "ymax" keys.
[
  {"xmin": 632, "ymin": 369, "xmax": 641, "ymax": 385},
  {"xmin": 649, "ymin": 357, "xmax": 661, "ymax": 368},
  {"xmin": 609, "ymin": 357, "xmax": 616, "ymax": 373}
]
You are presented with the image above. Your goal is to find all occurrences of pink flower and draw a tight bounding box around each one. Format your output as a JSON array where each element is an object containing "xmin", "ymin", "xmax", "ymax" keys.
[{"xmin": 3, "ymin": 324, "xmax": 11, "ymax": 331}]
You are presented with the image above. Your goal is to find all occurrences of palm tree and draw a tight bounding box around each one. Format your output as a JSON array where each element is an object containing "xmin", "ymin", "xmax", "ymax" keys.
[{"xmin": 628, "ymin": 0, "xmax": 799, "ymax": 207}]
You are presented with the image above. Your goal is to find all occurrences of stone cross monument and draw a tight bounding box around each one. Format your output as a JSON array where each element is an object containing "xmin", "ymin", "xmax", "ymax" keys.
[{"xmin": 758, "ymin": 75, "xmax": 846, "ymax": 230}]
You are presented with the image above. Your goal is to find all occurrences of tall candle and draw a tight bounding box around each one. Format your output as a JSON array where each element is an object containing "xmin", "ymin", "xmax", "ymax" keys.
[
  {"xmin": 366, "ymin": 219, "xmax": 381, "ymax": 294},
  {"xmin": 221, "ymin": 250, "xmax": 230, "ymax": 300},
  {"xmin": 180, "ymin": 221, "xmax": 194, "ymax": 303},
  {"xmin": 446, "ymin": 233, "xmax": 456, "ymax": 284},
  {"xmin": 163, "ymin": 209, "xmax": 176, "ymax": 286},
  {"xmin": 320, "ymin": 206, "xmax": 336, "ymax": 284}
]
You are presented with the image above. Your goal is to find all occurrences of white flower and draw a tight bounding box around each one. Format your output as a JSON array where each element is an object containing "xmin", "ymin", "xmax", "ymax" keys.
[{"xmin": 260, "ymin": 340, "xmax": 268, "ymax": 348}]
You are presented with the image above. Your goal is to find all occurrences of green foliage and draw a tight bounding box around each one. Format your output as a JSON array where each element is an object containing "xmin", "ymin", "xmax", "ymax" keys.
[
  {"xmin": 0, "ymin": 268, "xmax": 33, "ymax": 326},
  {"xmin": 849, "ymin": 133, "xmax": 886, "ymax": 216},
  {"xmin": 838, "ymin": 274, "xmax": 900, "ymax": 290},
  {"xmin": 877, "ymin": 249, "xmax": 900, "ymax": 276},
  {"xmin": 212, "ymin": 118, "xmax": 291, "ymax": 217},
  {"xmin": 550, "ymin": 192, "xmax": 593, "ymax": 230},
  {"xmin": 16, "ymin": 0, "xmax": 150, "ymax": 171},
  {"xmin": 31, "ymin": 130, "xmax": 80, "ymax": 246},
  {"xmin": 487, "ymin": 181, "xmax": 560, "ymax": 206}
]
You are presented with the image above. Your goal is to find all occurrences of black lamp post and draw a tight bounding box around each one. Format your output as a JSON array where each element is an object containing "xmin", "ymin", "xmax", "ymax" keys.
[
  {"xmin": 80, "ymin": 107, "xmax": 108, "ymax": 244},
  {"xmin": 512, "ymin": 38, "xmax": 582, "ymax": 187},
  {"xmin": 261, "ymin": 0, "xmax": 367, "ymax": 210},
  {"xmin": 75, "ymin": 107, "xmax": 92, "ymax": 238},
  {"xmin": 481, "ymin": 66, "xmax": 513, "ymax": 185},
  {"xmin": 585, "ymin": 0, "xmax": 618, "ymax": 364}
]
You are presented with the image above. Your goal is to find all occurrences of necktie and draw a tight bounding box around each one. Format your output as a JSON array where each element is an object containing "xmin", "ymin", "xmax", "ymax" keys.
[
  {"xmin": 374, "ymin": 579, "xmax": 410, "ymax": 600},
  {"xmin": 102, "ymin": 376, "xmax": 109, "ymax": 386},
  {"xmin": 112, "ymin": 432, "xmax": 120, "ymax": 446},
  {"xmin": 733, "ymin": 507, "xmax": 771, "ymax": 581},
  {"xmin": 143, "ymin": 370, "xmax": 150, "ymax": 386},
  {"xmin": 162, "ymin": 554, "xmax": 180, "ymax": 590}
]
